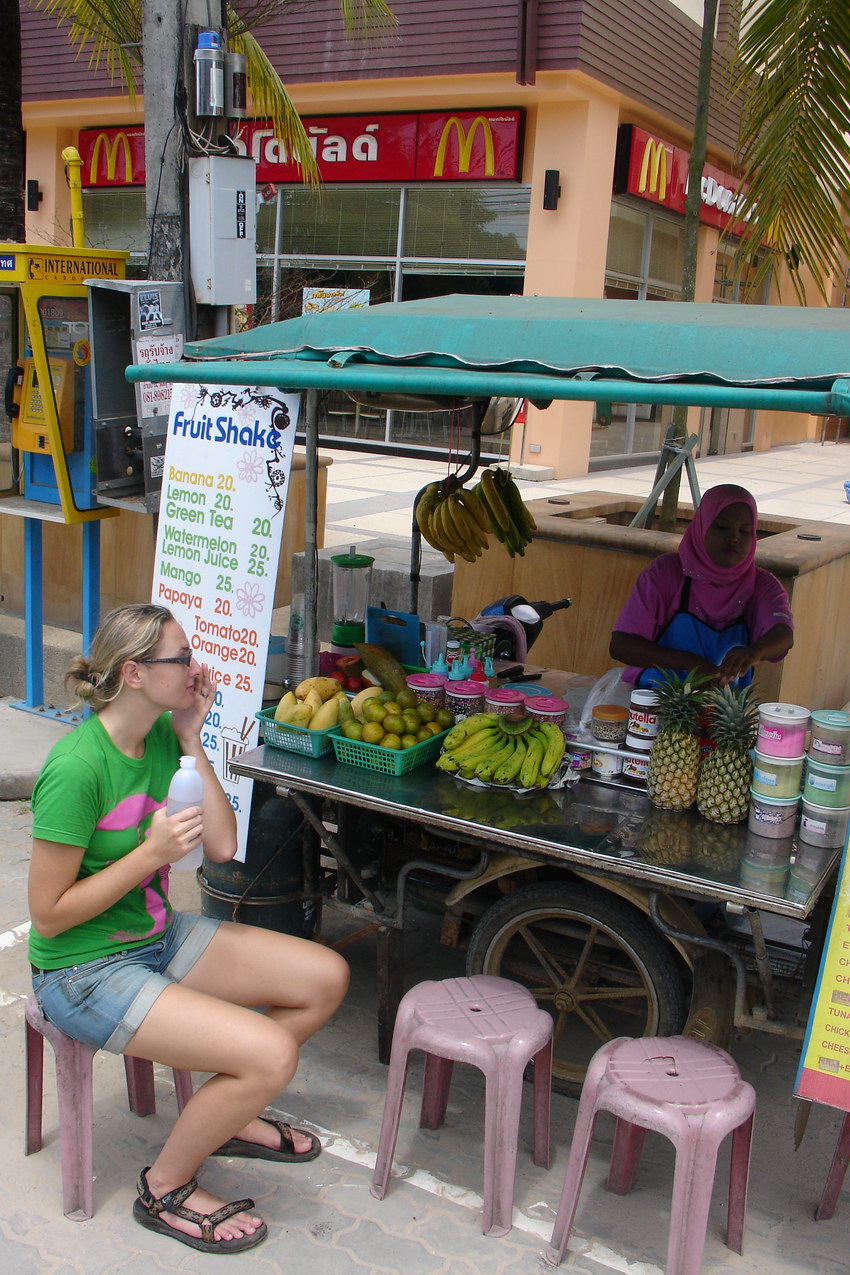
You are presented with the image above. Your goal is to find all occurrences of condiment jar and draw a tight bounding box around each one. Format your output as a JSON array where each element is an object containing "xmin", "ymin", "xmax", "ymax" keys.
[
  {"xmin": 406, "ymin": 672, "xmax": 446, "ymax": 708},
  {"xmin": 592, "ymin": 749, "xmax": 624, "ymax": 778},
  {"xmin": 622, "ymin": 732, "xmax": 653, "ymax": 784},
  {"xmin": 591, "ymin": 704, "xmax": 629, "ymax": 744},
  {"xmin": 756, "ymin": 702, "xmax": 810, "ymax": 758},
  {"xmin": 751, "ymin": 752, "xmax": 805, "ymax": 800},
  {"xmin": 444, "ymin": 680, "xmax": 485, "ymax": 721},
  {"xmin": 565, "ymin": 745, "xmax": 593, "ymax": 772},
  {"xmin": 527, "ymin": 695, "xmax": 569, "ymax": 730},
  {"xmin": 485, "ymin": 687, "xmax": 527, "ymax": 716},
  {"xmin": 627, "ymin": 689, "xmax": 659, "ymax": 740},
  {"xmin": 808, "ymin": 710, "xmax": 850, "ymax": 766}
]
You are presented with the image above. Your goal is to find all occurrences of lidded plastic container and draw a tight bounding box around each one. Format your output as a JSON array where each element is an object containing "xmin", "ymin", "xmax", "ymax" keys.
[
  {"xmin": 591, "ymin": 703, "xmax": 629, "ymax": 744},
  {"xmin": 592, "ymin": 748, "xmax": 624, "ymax": 778},
  {"xmin": 808, "ymin": 710, "xmax": 850, "ymax": 766},
  {"xmin": 527, "ymin": 695, "xmax": 569, "ymax": 729},
  {"xmin": 485, "ymin": 687, "xmax": 527, "ymax": 715},
  {"xmin": 565, "ymin": 745, "xmax": 593, "ymax": 772},
  {"xmin": 802, "ymin": 758, "xmax": 850, "ymax": 809},
  {"xmin": 755, "ymin": 702, "xmax": 810, "ymax": 758},
  {"xmin": 751, "ymin": 752, "xmax": 805, "ymax": 800},
  {"xmin": 747, "ymin": 789, "xmax": 800, "ymax": 839},
  {"xmin": 444, "ymin": 680, "xmax": 485, "ymax": 721},
  {"xmin": 406, "ymin": 672, "xmax": 446, "ymax": 708},
  {"xmin": 798, "ymin": 798, "xmax": 850, "ymax": 848},
  {"xmin": 627, "ymin": 689, "xmax": 659, "ymax": 739}
]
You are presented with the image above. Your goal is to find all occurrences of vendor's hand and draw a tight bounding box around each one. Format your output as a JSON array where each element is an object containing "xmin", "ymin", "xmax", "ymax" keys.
[
  {"xmin": 171, "ymin": 662, "xmax": 217, "ymax": 741},
  {"xmin": 717, "ymin": 646, "xmax": 756, "ymax": 686},
  {"xmin": 143, "ymin": 806, "xmax": 204, "ymax": 869}
]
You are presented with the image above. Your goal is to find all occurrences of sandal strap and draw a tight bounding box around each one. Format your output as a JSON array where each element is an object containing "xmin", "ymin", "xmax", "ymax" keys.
[
  {"xmin": 259, "ymin": 1116, "xmax": 295, "ymax": 1153},
  {"xmin": 136, "ymin": 1167, "xmax": 256, "ymax": 1243}
]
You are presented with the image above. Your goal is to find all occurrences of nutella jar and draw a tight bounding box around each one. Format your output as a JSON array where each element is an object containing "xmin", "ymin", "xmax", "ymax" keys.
[
  {"xmin": 622, "ymin": 732, "xmax": 653, "ymax": 784},
  {"xmin": 627, "ymin": 689, "xmax": 659, "ymax": 740}
]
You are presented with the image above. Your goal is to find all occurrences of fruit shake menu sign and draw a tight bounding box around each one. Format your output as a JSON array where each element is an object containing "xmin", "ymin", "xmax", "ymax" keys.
[
  {"xmin": 151, "ymin": 383, "xmax": 299, "ymax": 858},
  {"xmin": 796, "ymin": 832, "xmax": 850, "ymax": 1109}
]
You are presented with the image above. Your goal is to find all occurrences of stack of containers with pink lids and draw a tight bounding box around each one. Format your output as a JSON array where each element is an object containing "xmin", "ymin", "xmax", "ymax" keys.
[
  {"xmin": 748, "ymin": 703, "xmax": 809, "ymax": 840},
  {"xmin": 800, "ymin": 709, "xmax": 850, "ymax": 847}
]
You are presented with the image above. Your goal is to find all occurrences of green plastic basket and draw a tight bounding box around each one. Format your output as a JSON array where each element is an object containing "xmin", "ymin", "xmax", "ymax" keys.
[
  {"xmin": 256, "ymin": 707, "xmax": 337, "ymax": 758},
  {"xmin": 330, "ymin": 727, "xmax": 449, "ymax": 775}
]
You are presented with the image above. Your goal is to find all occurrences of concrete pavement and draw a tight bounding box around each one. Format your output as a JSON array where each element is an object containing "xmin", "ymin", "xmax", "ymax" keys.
[{"xmin": 3, "ymin": 438, "xmax": 850, "ymax": 1271}]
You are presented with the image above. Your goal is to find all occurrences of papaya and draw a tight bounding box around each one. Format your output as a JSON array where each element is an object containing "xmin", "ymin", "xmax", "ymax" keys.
[
  {"xmin": 335, "ymin": 654, "xmax": 364, "ymax": 678},
  {"xmin": 353, "ymin": 643, "xmax": 408, "ymax": 694}
]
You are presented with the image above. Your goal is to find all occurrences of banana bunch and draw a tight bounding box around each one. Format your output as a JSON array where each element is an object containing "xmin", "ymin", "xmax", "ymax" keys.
[
  {"xmin": 435, "ymin": 712, "xmax": 566, "ymax": 788},
  {"xmin": 473, "ymin": 468, "xmax": 537, "ymax": 558},
  {"xmin": 415, "ymin": 478, "xmax": 493, "ymax": 563}
]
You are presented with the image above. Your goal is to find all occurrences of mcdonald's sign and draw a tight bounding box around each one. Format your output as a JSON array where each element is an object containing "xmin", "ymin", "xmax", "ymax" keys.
[
  {"xmin": 614, "ymin": 124, "xmax": 751, "ymax": 234},
  {"xmin": 414, "ymin": 110, "xmax": 522, "ymax": 181},
  {"xmin": 78, "ymin": 127, "xmax": 145, "ymax": 187}
]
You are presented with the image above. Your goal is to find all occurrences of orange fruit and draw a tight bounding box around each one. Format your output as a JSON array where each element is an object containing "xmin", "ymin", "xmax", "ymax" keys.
[
  {"xmin": 424, "ymin": 722, "xmax": 442, "ymax": 737},
  {"xmin": 382, "ymin": 701, "xmax": 402, "ymax": 717},
  {"xmin": 383, "ymin": 713, "xmax": 405, "ymax": 735},
  {"xmin": 361, "ymin": 721, "xmax": 385, "ymax": 744},
  {"xmin": 396, "ymin": 688, "xmax": 418, "ymax": 710},
  {"xmin": 416, "ymin": 700, "xmax": 436, "ymax": 723},
  {"xmin": 435, "ymin": 708, "xmax": 454, "ymax": 730},
  {"xmin": 342, "ymin": 720, "xmax": 363, "ymax": 741},
  {"xmin": 402, "ymin": 710, "xmax": 421, "ymax": 734},
  {"xmin": 380, "ymin": 733, "xmax": 402, "ymax": 749},
  {"xmin": 400, "ymin": 733, "xmax": 419, "ymax": 750},
  {"xmin": 416, "ymin": 725, "xmax": 432, "ymax": 742},
  {"xmin": 362, "ymin": 700, "xmax": 388, "ymax": 724}
]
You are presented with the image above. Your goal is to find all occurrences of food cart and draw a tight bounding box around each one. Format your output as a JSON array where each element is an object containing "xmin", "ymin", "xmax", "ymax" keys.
[{"xmin": 127, "ymin": 295, "xmax": 850, "ymax": 1091}]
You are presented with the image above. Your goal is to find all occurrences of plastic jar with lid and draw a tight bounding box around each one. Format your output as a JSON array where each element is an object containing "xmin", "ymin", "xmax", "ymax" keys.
[
  {"xmin": 485, "ymin": 687, "xmax": 527, "ymax": 716},
  {"xmin": 591, "ymin": 703, "xmax": 629, "ymax": 744},
  {"xmin": 799, "ymin": 798, "xmax": 850, "ymax": 848},
  {"xmin": 747, "ymin": 789, "xmax": 800, "ymax": 839},
  {"xmin": 802, "ymin": 758, "xmax": 850, "ymax": 808},
  {"xmin": 751, "ymin": 752, "xmax": 805, "ymax": 800},
  {"xmin": 622, "ymin": 732, "xmax": 653, "ymax": 784},
  {"xmin": 808, "ymin": 709, "xmax": 850, "ymax": 766},
  {"xmin": 592, "ymin": 749, "xmax": 624, "ymax": 778},
  {"xmin": 406, "ymin": 672, "xmax": 446, "ymax": 708},
  {"xmin": 565, "ymin": 745, "xmax": 593, "ymax": 772},
  {"xmin": 444, "ymin": 680, "xmax": 486, "ymax": 722},
  {"xmin": 527, "ymin": 695, "xmax": 569, "ymax": 730},
  {"xmin": 627, "ymin": 689, "xmax": 659, "ymax": 739},
  {"xmin": 756, "ymin": 702, "xmax": 810, "ymax": 758}
]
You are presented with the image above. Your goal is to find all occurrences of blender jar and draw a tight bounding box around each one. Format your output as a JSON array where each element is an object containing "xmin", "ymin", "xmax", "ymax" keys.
[{"xmin": 330, "ymin": 546, "xmax": 374, "ymax": 653}]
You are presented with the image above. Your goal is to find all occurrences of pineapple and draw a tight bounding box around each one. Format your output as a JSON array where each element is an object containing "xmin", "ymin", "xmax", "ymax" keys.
[
  {"xmin": 696, "ymin": 684, "xmax": 759, "ymax": 824},
  {"xmin": 646, "ymin": 670, "xmax": 711, "ymax": 811}
]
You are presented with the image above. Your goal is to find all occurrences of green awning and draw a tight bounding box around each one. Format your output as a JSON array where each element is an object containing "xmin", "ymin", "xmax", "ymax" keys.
[{"xmin": 127, "ymin": 295, "xmax": 850, "ymax": 414}]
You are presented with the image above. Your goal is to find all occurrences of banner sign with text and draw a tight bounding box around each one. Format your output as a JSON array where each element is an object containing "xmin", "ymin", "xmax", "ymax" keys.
[
  {"xmin": 151, "ymin": 383, "xmax": 299, "ymax": 858},
  {"xmin": 796, "ymin": 833, "xmax": 850, "ymax": 1110}
]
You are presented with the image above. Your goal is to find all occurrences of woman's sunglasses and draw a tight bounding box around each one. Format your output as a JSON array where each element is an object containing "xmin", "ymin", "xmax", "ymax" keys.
[{"xmin": 138, "ymin": 652, "xmax": 194, "ymax": 666}]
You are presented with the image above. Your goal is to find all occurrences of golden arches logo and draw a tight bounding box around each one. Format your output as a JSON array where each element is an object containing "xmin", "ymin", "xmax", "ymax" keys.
[
  {"xmin": 89, "ymin": 132, "xmax": 135, "ymax": 184},
  {"xmin": 434, "ymin": 116, "xmax": 495, "ymax": 177},
  {"xmin": 638, "ymin": 137, "xmax": 670, "ymax": 201}
]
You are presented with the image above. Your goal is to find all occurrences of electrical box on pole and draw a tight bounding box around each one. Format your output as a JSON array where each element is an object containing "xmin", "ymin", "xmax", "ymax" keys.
[{"xmin": 188, "ymin": 156, "xmax": 257, "ymax": 305}]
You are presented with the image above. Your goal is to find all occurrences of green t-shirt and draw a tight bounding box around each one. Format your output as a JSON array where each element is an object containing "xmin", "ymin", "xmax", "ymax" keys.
[{"xmin": 29, "ymin": 712, "xmax": 181, "ymax": 969}]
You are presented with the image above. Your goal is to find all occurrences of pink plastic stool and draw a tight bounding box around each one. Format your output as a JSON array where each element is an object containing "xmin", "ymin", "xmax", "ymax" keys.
[
  {"xmin": 25, "ymin": 994, "xmax": 194, "ymax": 1220},
  {"xmin": 546, "ymin": 1036, "xmax": 756, "ymax": 1275},
  {"xmin": 370, "ymin": 974, "xmax": 553, "ymax": 1237}
]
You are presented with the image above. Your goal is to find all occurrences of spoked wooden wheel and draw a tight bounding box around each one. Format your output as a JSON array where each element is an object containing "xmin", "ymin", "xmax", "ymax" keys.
[{"xmin": 465, "ymin": 881, "xmax": 687, "ymax": 1095}]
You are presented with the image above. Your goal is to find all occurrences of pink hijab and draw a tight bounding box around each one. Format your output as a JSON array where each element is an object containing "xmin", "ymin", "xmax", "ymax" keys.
[{"xmin": 678, "ymin": 484, "xmax": 758, "ymax": 626}]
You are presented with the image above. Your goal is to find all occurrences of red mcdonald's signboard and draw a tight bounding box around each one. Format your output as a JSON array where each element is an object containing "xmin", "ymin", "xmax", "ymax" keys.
[
  {"xmin": 614, "ymin": 124, "xmax": 750, "ymax": 235},
  {"xmin": 79, "ymin": 111, "xmax": 523, "ymax": 188},
  {"xmin": 78, "ymin": 127, "xmax": 146, "ymax": 187}
]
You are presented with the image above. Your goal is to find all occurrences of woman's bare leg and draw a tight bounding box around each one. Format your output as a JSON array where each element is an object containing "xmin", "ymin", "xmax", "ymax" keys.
[{"xmin": 124, "ymin": 926, "xmax": 348, "ymax": 1243}]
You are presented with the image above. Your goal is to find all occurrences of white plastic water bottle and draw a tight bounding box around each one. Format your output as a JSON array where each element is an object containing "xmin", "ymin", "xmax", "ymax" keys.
[{"xmin": 167, "ymin": 755, "xmax": 204, "ymax": 871}]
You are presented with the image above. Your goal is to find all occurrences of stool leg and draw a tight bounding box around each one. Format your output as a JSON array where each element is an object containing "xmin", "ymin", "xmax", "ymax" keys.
[
  {"xmin": 123, "ymin": 1056, "xmax": 156, "ymax": 1116},
  {"xmin": 666, "ymin": 1131, "xmax": 721, "ymax": 1275},
  {"xmin": 482, "ymin": 1062, "xmax": 523, "ymax": 1237},
  {"xmin": 173, "ymin": 1069, "xmax": 194, "ymax": 1113},
  {"xmin": 546, "ymin": 1103, "xmax": 601, "ymax": 1266},
  {"xmin": 53, "ymin": 1035, "xmax": 96, "ymax": 1220},
  {"xmin": 25, "ymin": 1019, "xmax": 45, "ymax": 1155},
  {"xmin": 816, "ymin": 1111, "xmax": 850, "ymax": 1222},
  {"xmin": 532, "ymin": 1038, "xmax": 552, "ymax": 1170},
  {"xmin": 726, "ymin": 1111, "xmax": 754, "ymax": 1252},
  {"xmin": 420, "ymin": 1054, "xmax": 453, "ymax": 1129},
  {"xmin": 370, "ymin": 1050, "xmax": 412, "ymax": 1200},
  {"xmin": 607, "ymin": 1120, "xmax": 648, "ymax": 1195}
]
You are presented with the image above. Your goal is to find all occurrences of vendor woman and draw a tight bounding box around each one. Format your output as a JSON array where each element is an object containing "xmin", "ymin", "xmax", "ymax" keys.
[{"xmin": 610, "ymin": 484, "xmax": 794, "ymax": 689}]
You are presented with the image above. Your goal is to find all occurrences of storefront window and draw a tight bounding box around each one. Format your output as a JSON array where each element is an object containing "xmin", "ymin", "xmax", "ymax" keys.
[
  {"xmin": 82, "ymin": 189, "xmax": 148, "ymax": 271},
  {"xmin": 595, "ymin": 201, "xmax": 683, "ymax": 464}
]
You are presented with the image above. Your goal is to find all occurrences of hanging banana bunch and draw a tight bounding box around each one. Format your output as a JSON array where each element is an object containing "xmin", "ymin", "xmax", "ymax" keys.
[
  {"xmin": 415, "ymin": 469, "xmax": 537, "ymax": 563},
  {"xmin": 473, "ymin": 468, "xmax": 536, "ymax": 558}
]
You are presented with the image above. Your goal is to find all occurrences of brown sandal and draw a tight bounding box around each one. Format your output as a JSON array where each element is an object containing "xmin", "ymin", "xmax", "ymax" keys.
[
  {"xmin": 132, "ymin": 1167, "xmax": 268, "ymax": 1253},
  {"xmin": 212, "ymin": 1115, "xmax": 322, "ymax": 1163}
]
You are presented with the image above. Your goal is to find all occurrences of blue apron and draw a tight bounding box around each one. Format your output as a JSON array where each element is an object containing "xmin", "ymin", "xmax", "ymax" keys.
[{"xmin": 637, "ymin": 577, "xmax": 752, "ymax": 690}]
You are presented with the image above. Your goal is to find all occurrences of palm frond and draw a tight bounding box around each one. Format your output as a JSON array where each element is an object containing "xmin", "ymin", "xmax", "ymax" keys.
[
  {"xmin": 732, "ymin": 0, "xmax": 850, "ymax": 301},
  {"xmin": 231, "ymin": 28, "xmax": 320, "ymax": 185},
  {"xmin": 36, "ymin": 0, "xmax": 142, "ymax": 96}
]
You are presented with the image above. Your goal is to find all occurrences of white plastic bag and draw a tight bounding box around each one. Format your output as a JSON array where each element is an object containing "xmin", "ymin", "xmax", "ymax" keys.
[{"xmin": 579, "ymin": 667, "xmax": 630, "ymax": 734}]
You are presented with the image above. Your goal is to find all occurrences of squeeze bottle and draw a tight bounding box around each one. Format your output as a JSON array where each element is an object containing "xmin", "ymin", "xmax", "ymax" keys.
[{"xmin": 167, "ymin": 755, "xmax": 204, "ymax": 871}]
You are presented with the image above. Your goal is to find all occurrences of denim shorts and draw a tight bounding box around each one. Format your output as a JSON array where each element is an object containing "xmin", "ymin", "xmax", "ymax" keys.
[{"xmin": 31, "ymin": 910, "xmax": 221, "ymax": 1054}]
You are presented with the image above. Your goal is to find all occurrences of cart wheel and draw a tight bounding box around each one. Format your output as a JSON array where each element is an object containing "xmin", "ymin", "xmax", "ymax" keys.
[{"xmin": 465, "ymin": 880, "xmax": 687, "ymax": 1096}]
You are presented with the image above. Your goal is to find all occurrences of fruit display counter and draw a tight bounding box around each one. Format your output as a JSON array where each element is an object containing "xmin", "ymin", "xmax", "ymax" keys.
[{"xmin": 230, "ymin": 738, "xmax": 839, "ymax": 1094}]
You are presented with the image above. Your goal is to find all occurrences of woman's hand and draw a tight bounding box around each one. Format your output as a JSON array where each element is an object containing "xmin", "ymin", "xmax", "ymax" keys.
[
  {"xmin": 171, "ymin": 661, "xmax": 216, "ymax": 743},
  {"xmin": 144, "ymin": 806, "xmax": 204, "ymax": 869},
  {"xmin": 717, "ymin": 645, "xmax": 757, "ymax": 685}
]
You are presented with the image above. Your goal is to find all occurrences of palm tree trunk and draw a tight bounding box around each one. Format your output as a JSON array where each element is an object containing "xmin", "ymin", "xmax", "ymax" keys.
[{"xmin": 0, "ymin": 0, "xmax": 25, "ymax": 241}]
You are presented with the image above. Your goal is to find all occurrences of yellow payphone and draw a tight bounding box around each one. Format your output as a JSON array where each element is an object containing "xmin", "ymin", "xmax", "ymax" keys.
[{"xmin": 12, "ymin": 356, "xmax": 77, "ymax": 454}]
